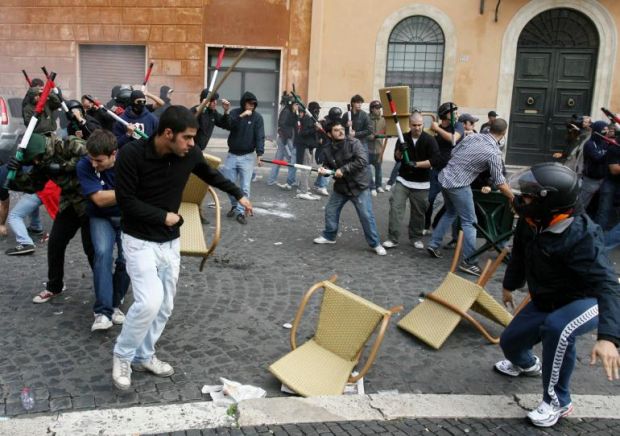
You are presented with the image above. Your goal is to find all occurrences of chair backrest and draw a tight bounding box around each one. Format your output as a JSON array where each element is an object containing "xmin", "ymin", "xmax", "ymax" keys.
[
  {"xmin": 314, "ymin": 282, "xmax": 389, "ymax": 362},
  {"xmin": 472, "ymin": 190, "xmax": 515, "ymax": 238},
  {"xmin": 181, "ymin": 153, "xmax": 222, "ymax": 205}
]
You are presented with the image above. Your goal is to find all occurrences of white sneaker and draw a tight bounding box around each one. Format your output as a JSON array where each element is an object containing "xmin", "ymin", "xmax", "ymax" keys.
[
  {"xmin": 313, "ymin": 236, "xmax": 336, "ymax": 244},
  {"xmin": 412, "ymin": 240, "xmax": 424, "ymax": 249},
  {"xmin": 382, "ymin": 240, "xmax": 399, "ymax": 249},
  {"xmin": 527, "ymin": 401, "xmax": 573, "ymax": 427},
  {"xmin": 385, "ymin": 185, "xmax": 392, "ymax": 192},
  {"xmin": 132, "ymin": 355, "xmax": 175, "ymax": 377},
  {"xmin": 296, "ymin": 192, "xmax": 320, "ymax": 201},
  {"xmin": 112, "ymin": 308, "xmax": 125, "ymax": 325},
  {"xmin": 371, "ymin": 189, "xmax": 378, "ymax": 197},
  {"xmin": 377, "ymin": 187, "xmax": 385, "ymax": 193},
  {"xmin": 422, "ymin": 229, "xmax": 431, "ymax": 236},
  {"xmin": 374, "ymin": 245, "xmax": 387, "ymax": 256},
  {"xmin": 277, "ymin": 183, "xmax": 292, "ymax": 190},
  {"xmin": 91, "ymin": 314, "xmax": 113, "ymax": 331},
  {"xmin": 494, "ymin": 356, "xmax": 542, "ymax": 377},
  {"xmin": 112, "ymin": 356, "xmax": 132, "ymax": 390},
  {"xmin": 314, "ymin": 187, "xmax": 329, "ymax": 196}
]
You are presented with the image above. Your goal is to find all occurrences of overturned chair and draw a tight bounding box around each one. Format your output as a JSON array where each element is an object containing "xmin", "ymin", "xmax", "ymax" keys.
[
  {"xmin": 269, "ymin": 276, "xmax": 402, "ymax": 397},
  {"xmin": 179, "ymin": 153, "xmax": 222, "ymax": 271},
  {"xmin": 398, "ymin": 232, "xmax": 512, "ymax": 349}
]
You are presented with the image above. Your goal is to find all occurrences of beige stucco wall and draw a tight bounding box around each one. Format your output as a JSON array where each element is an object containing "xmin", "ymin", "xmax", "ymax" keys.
[{"xmin": 308, "ymin": 0, "xmax": 620, "ymax": 119}]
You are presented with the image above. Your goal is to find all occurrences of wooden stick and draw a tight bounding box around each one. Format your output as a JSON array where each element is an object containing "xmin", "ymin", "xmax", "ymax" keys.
[{"xmin": 206, "ymin": 48, "xmax": 248, "ymax": 102}]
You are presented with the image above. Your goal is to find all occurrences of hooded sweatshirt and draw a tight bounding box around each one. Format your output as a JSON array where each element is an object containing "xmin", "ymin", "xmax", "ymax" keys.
[
  {"xmin": 113, "ymin": 104, "xmax": 159, "ymax": 147},
  {"xmin": 221, "ymin": 91, "xmax": 265, "ymax": 156},
  {"xmin": 22, "ymin": 87, "xmax": 61, "ymax": 135},
  {"xmin": 582, "ymin": 121, "xmax": 609, "ymax": 180}
]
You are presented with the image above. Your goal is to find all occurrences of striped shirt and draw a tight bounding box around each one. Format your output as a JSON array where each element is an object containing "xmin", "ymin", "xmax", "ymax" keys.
[{"xmin": 438, "ymin": 133, "xmax": 506, "ymax": 189}]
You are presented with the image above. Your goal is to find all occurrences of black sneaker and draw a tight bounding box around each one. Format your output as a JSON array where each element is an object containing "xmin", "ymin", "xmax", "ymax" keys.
[
  {"xmin": 226, "ymin": 207, "xmax": 236, "ymax": 218},
  {"xmin": 459, "ymin": 261, "xmax": 482, "ymax": 277},
  {"xmin": 236, "ymin": 214, "xmax": 247, "ymax": 225},
  {"xmin": 426, "ymin": 246, "xmax": 442, "ymax": 258},
  {"xmin": 6, "ymin": 244, "xmax": 35, "ymax": 255},
  {"xmin": 27, "ymin": 227, "xmax": 44, "ymax": 236}
]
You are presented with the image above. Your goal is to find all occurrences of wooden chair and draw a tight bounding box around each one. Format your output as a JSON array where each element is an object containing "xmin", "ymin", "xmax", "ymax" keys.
[
  {"xmin": 397, "ymin": 231, "xmax": 512, "ymax": 349},
  {"xmin": 269, "ymin": 276, "xmax": 402, "ymax": 397},
  {"xmin": 179, "ymin": 153, "xmax": 222, "ymax": 271}
]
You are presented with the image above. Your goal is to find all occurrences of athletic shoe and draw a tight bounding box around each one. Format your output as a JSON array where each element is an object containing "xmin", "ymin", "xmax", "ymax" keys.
[
  {"xmin": 412, "ymin": 240, "xmax": 424, "ymax": 249},
  {"xmin": 459, "ymin": 261, "xmax": 482, "ymax": 277},
  {"xmin": 527, "ymin": 401, "xmax": 573, "ymax": 427},
  {"xmin": 236, "ymin": 214, "xmax": 247, "ymax": 225},
  {"xmin": 32, "ymin": 288, "xmax": 64, "ymax": 304},
  {"xmin": 426, "ymin": 246, "xmax": 442, "ymax": 258},
  {"xmin": 91, "ymin": 314, "xmax": 113, "ymax": 331},
  {"xmin": 385, "ymin": 184, "xmax": 392, "ymax": 192},
  {"xmin": 5, "ymin": 244, "xmax": 35, "ymax": 255},
  {"xmin": 296, "ymin": 192, "xmax": 320, "ymax": 201},
  {"xmin": 494, "ymin": 356, "xmax": 542, "ymax": 377},
  {"xmin": 226, "ymin": 207, "xmax": 236, "ymax": 218},
  {"xmin": 314, "ymin": 187, "xmax": 329, "ymax": 196},
  {"xmin": 132, "ymin": 355, "xmax": 175, "ymax": 377},
  {"xmin": 277, "ymin": 183, "xmax": 293, "ymax": 190},
  {"xmin": 377, "ymin": 187, "xmax": 385, "ymax": 193},
  {"xmin": 112, "ymin": 356, "xmax": 132, "ymax": 390},
  {"xmin": 371, "ymin": 189, "xmax": 378, "ymax": 197},
  {"xmin": 382, "ymin": 240, "xmax": 399, "ymax": 249},
  {"xmin": 313, "ymin": 236, "xmax": 336, "ymax": 244},
  {"xmin": 112, "ymin": 308, "xmax": 125, "ymax": 325},
  {"xmin": 27, "ymin": 227, "xmax": 44, "ymax": 236},
  {"xmin": 422, "ymin": 229, "xmax": 431, "ymax": 236},
  {"xmin": 374, "ymin": 245, "xmax": 387, "ymax": 256}
]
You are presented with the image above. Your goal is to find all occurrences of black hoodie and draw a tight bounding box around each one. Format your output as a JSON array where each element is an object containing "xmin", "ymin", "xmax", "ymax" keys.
[{"xmin": 221, "ymin": 91, "xmax": 265, "ymax": 156}]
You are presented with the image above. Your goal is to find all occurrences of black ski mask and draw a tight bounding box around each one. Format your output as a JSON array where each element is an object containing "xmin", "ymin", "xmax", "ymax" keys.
[{"xmin": 130, "ymin": 90, "xmax": 146, "ymax": 116}]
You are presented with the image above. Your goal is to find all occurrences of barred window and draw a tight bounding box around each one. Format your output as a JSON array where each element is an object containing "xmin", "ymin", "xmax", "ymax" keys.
[{"xmin": 386, "ymin": 16, "xmax": 445, "ymax": 113}]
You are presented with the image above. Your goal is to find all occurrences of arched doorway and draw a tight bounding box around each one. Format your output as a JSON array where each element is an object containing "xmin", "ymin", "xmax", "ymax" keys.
[
  {"xmin": 506, "ymin": 9, "xmax": 599, "ymax": 166},
  {"xmin": 385, "ymin": 16, "xmax": 445, "ymax": 113}
]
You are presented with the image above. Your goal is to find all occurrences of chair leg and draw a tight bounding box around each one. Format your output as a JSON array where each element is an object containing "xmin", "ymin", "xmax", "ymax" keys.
[{"xmin": 425, "ymin": 293, "xmax": 500, "ymax": 344}]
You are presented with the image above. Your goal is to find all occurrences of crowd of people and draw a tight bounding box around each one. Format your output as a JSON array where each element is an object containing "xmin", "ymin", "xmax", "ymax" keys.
[{"xmin": 0, "ymin": 78, "xmax": 618, "ymax": 428}]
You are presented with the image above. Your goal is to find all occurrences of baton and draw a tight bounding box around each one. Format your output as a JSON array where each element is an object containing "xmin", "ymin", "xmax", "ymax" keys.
[
  {"xmin": 83, "ymin": 95, "xmax": 148, "ymax": 140},
  {"xmin": 41, "ymin": 67, "xmax": 70, "ymax": 114},
  {"xmin": 385, "ymin": 90, "xmax": 412, "ymax": 166},
  {"xmin": 207, "ymin": 48, "xmax": 248, "ymax": 103},
  {"xmin": 5, "ymin": 73, "xmax": 56, "ymax": 187},
  {"xmin": 141, "ymin": 62, "xmax": 154, "ymax": 92},
  {"xmin": 207, "ymin": 47, "xmax": 226, "ymax": 99},
  {"xmin": 22, "ymin": 70, "xmax": 32, "ymax": 87},
  {"xmin": 262, "ymin": 158, "xmax": 333, "ymax": 175}
]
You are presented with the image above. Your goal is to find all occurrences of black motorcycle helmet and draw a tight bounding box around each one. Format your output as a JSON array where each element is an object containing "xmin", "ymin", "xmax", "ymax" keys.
[
  {"xmin": 115, "ymin": 85, "xmax": 133, "ymax": 108},
  {"xmin": 327, "ymin": 106, "xmax": 342, "ymax": 121},
  {"xmin": 510, "ymin": 162, "xmax": 580, "ymax": 226},
  {"xmin": 437, "ymin": 102, "xmax": 458, "ymax": 120},
  {"xmin": 65, "ymin": 99, "xmax": 84, "ymax": 116}
]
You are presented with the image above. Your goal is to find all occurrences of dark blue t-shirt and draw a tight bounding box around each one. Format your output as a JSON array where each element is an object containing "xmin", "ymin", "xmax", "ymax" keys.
[{"xmin": 76, "ymin": 156, "xmax": 120, "ymax": 218}]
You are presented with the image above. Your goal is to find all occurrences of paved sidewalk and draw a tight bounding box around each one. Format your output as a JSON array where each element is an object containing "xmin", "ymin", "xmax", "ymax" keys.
[{"xmin": 0, "ymin": 149, "xmax": 618, "ymax": 431}]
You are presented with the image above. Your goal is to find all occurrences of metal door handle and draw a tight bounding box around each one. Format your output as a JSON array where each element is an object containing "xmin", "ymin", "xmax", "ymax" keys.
[
  {"xmin": 526, "ymin": 97, "xmax": 535, "ymax": 105},
  {"xmin": 567, "ymin": 98, "xmax": 575, "ymax": 107}
]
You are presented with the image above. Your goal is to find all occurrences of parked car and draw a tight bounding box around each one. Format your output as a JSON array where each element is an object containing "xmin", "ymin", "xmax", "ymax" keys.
[{"xmin": 0, "ymin": 96, "xmax": 26, "ymax": 164}]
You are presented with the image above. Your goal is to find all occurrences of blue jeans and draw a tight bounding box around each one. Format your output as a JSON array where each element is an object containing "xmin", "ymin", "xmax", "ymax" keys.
[
  {"xmin": 314, "ymin": 174, "xmax": 330, "ymax": 189},
  {"xmin": 90, "ymin": 216, "xmax": 130, "ymax": 319},
  {"xmin": 267, "ymin": 137, "xmax": 296, "ymax": 186},
  {"xmin": 595, "ymin": 179, "xmax": 619, "ymax": 230},
  {"xmin": 425, "ymin": 168, "xmax": 442, "ymax": 228},
  {"xmin": 387, "ymin": 161, "xmax": 401, "ymax": 186},
  {"xmin": 222, "ymin": 152, "xmax": 255, "ymax": 216},
  {"xmin": 322, "ymin": 189, "xmax": 380, "ymax": 248},
  {"xmin": 604, "ymin": 221, "xmax": 620, "ymax": 250},
  {"xmin": 499, "ymin": 299, "xmax": 598, "ymax": 408},
  {"xmin": 114, "ymin": 234, "xmax": 180, "ymax": 363},
  {"xmin": 7, "ymin": 193, "xmax": 42, "ymax": 246},
  {"xmin": 429, "ymin": 186, "xmax": 478, "ymax": 263},
  {"xmin": 369, "ymin": 153, "xmax": 382, "ymax": 189}
]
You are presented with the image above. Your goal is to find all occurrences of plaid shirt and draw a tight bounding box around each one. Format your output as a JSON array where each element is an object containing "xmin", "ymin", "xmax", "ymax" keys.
[{"xmin": 438, "ymin": 133, "xmax": 506, "ymax": 190}]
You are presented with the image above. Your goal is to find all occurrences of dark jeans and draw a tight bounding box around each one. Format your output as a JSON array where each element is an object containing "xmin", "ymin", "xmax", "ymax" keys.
[
  {"xmin": 387, "ymin": 161, "xmax": 401, "ymax": 186},
  {"xmin": 47, "ymin": 205, "xmax": 94, "ymax": 294},
  {"xmin": 368, "ymin": 153, "xmax": 383, "ymax": 189},
  {"xmin": 425, "ymin": 168, "xmax": 442, "ymax": 228}
]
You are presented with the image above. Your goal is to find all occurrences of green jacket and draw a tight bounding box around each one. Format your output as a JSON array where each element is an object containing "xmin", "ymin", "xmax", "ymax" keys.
[
  {"xmin": 368, "ymin": 112, "xmax": 386, "ymax": 154},
  {"xmin": 12, "ymin": 135, "xmax": 88, "ymax": 216},
  {"xmin": 22, "ymin": 87, "xmax": 61, "ymax": 135}
]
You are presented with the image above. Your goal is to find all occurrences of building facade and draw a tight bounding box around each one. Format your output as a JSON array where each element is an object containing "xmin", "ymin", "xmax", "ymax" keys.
[{"xmin": 0, "ymin": 0, "xmax": 618, "ymax": 164}]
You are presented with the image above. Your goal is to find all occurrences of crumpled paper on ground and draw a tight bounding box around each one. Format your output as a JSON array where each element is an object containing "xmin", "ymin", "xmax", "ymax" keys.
[
  {"xmin": 281, "ymin": 371, "xmax": 364, "ymax": 395},
  {"xmin": 202, "ymin": 378, "xmax": 266, "ymax": 406}
]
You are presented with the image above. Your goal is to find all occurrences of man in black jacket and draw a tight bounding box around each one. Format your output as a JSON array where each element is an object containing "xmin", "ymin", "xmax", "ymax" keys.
[
  {"xmin": 495, "ymin": 163, "xmax": 620, "ymax": 427},
  {"xmin": 267, "ymin": 93, "xmax": 298, "ymax": 189},
  {"xmin": 112, "ymin": 106, "xmax": 252, "ymax": 390},
  {"xmin": 220, "ymin": 91, "xmax": 264, "ymax": 224},
  {"xmin": 382, "ymin": 112, "xmax": 440, "ymax": 250},
  {"xmin": 313, "ymin": 121, "xmax": 385, "ymax": 255},
  {"xmin": 191, "ymin": 89, "xmax": 230, "ymax": 150},
  {"xmin": 295, "ymin": 101, "xmax": 322, "ymax": 200}
]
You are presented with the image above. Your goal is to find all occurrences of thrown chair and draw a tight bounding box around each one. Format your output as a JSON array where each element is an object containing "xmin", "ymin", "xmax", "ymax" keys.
[
  {"xmin": 269, "ymin": 276, "xmax": 402, "ymax": 397},
  {"xmin": 179, "ymin": 153, "xmax": 222, "ymax": 271},
  {"xmin": 397, "ymin": 231, "xmax": 512, "ymax": 349}
]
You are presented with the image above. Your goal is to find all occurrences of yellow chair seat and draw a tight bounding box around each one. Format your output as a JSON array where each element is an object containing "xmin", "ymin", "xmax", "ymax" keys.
[
  {"xmin": 269, "ymin": 339, "xmax": 357, "ymax": 397},
  {"xmin": 178, "ymin": 202, "xmax": 208, "ymax": 255}
]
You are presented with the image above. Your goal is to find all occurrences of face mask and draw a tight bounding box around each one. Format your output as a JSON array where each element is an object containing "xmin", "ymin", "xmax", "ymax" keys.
[
  {"xmin": 513, "ymin": 195, "xmax": 553, "ymax": 228},
  {"xmin": 133, "ymin": 103, "xmax": 145, "ymax": 115}
]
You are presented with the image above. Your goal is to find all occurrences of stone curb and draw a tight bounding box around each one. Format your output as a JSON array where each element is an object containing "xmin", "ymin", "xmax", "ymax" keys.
[{"xmin": 1, "ymin": 393, "xmax": 619, "ymax": 435}]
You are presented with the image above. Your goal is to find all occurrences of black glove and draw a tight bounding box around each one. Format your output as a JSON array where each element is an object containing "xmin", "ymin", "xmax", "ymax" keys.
[{"xmin": 7, "ymin": 157, "xmax": 21, "ymax": 171}]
